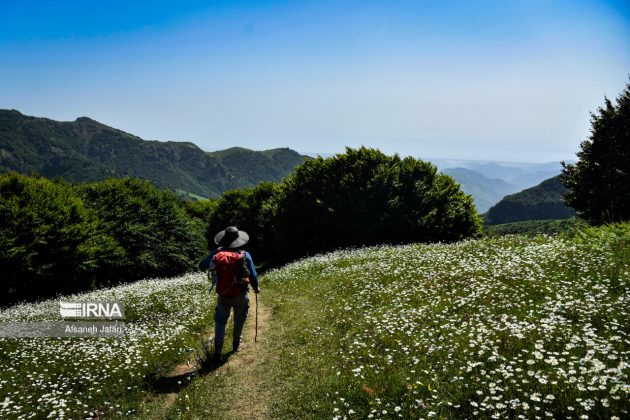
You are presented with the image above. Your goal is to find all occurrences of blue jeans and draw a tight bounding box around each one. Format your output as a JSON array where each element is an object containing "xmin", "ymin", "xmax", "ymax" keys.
[{"xmin": 214, "ymin": 291, "xmax": 249, "ymax": 353}]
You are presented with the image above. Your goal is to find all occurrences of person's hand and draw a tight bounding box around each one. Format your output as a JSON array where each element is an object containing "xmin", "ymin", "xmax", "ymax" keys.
[{"xmin": 254, "ymin": 288, "xmax": 261, "ymax": 294}]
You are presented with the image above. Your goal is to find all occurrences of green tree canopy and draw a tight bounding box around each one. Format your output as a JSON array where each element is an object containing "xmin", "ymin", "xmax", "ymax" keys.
[
  {"xmin": 0, "ymin": 173, "xmax": 121, "ymax": 304},
  {"xmin": 183, "ymin": 198, "xmax": 219, "ymax": 224},
  {"xmin": 272, "ymin": 147, "xmax": 481, "ymax": 263},
  {"xmin": 206, "ymin": 182, "xmax": 280, "ymax": 266},
  {"xmin": 562, "ymin": 79, "xmax": 630, "ymax": 224},
  {"xmin": 78, "ymin": 178, "xmax": 206, "ymax": 281}
]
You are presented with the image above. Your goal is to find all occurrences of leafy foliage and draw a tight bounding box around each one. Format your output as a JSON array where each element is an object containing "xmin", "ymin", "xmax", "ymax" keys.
[
  {"xmin": 561, "ymin": 79, "xmax": 630, "ymax": 224},
  {"xmin": 483, "ymin": 218, "xmax": 583, "ymax": 236},
  {"xmin": 0, "ymin": 174, "xmax": 207, "ymax": 305},
  {"xmin": 0, "ymin": 172, "xmax": 121, "ymax": 305},
  {"xmin": 1, "ymin": 147, "xmax": 480, "ymax": 302},
  {"xmin": 207, "ymin": 148, "xmax": 481, "ymax": 266},
  {"xmin": 0, "ymin": 110, "xmax": 308, "ymax": 198},
  {"xmin": 78, "ymin": 178, "xmax": 206, "ymax": 281},
  {"xmin": 183, "ymin": 198, "xmax": 219, "ymax": 224},
  {"xmin": 272, "ymin": 148, "xmax": 481, "ymax": 262},
  {"xmin": 485, "ymin": 176, "xmax": 574, "ymax": 225},
  {"xmin": 205, "ymin": 182, "xmax": 280, "ymax": 265}
]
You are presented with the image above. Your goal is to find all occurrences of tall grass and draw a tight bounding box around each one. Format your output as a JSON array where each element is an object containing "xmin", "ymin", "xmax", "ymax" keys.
[
  {"xmin": 250, "ymin": 224, "xmax": 629, "ymax": 418},
  {"xmin": 0, "ymin": 274, "xmax": 213, "ymax": 418},
  {"xmin": 1, "ymin": 224, "xmax": 628, "ymax": 418}
]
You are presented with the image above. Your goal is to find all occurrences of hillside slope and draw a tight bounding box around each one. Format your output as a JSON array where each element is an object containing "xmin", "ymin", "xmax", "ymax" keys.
[
  {"xmin": 0, "ymin": 109, "xmax": 308, "ymax": 197},
  {"xmin": 442, "ymin": 167, "xmax": 520, "ymax": 212},
  {"xmin": 1, "ymin": 224, "xmax": 628, "ymax": 419},
  {"xmin": 433, "ymin": 159, "xmax": 563, "ymax": 190},
  {"xmin": 485, "ymin": 175, "xmax": 574, "ymax": 224}
]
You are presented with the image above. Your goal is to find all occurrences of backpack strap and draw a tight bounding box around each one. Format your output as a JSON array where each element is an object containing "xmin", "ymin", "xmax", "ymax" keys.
[{"xmin": 241, "ymin": 250, "xmax": 251, "ymax": 279}]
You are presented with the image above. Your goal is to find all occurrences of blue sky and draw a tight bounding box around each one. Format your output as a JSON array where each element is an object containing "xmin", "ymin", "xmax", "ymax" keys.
[{"xmin": 1, "ymin": 0, "xmax": 629, "ymax": 162}]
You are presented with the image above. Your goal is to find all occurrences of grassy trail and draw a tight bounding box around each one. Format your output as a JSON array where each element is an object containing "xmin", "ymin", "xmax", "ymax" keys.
[
  {"xmin": 222, "ymin": 296, "xmax": 272, "ymax": 419},
  {"xmin": 144, "ymin": 294, "xmax": 275, "ymax": 419}
]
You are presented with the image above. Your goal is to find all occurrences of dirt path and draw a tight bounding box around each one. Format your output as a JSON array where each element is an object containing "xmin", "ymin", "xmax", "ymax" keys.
[
  {"xmin": 156, "ymin": 293, "xmax": 272, "ymax": 419},
  {"xmin": 222, "ymin": 294, "xmax": 271, "ymax": 419}
]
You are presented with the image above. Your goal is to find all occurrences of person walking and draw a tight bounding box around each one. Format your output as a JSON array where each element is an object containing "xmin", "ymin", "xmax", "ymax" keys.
[{"xmin": 198, "ymin": 226, "xmax": 260, "ymax": 362}]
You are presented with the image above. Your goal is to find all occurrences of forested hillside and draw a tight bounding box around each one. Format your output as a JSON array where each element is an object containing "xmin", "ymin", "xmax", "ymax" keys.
[
  {"xmin": 0, "ymin": 110, "xmax": 308, "ymax": 197},
  {"xmin": 485, "ymin": 175, "xmax": 574, "ymax": 225},
  {"xmin": 1, "ymin": 148, "xmax": 481, "ymax": 305}
]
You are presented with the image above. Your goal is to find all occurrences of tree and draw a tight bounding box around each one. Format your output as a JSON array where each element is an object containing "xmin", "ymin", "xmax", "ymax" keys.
[
  {"xmin": 183, "ymin": 198, "xmax": 218, "ymax": 224},
  {"xmin": 272, "ymin": 147, "xmax": 481, "ymax": 263},
  {"xmin": 561, "ymin": 79, "xmax": 630, "ymax": 224},
  {"xmin": 0, "ymin": 173, "xmax": 121, "ymax": 304},
  {"xmin": 206, "ymin": 182, "xmax": 280, "ymax": 266},
  {"xmin": 78, "ymin": 178, "xmax": 206, "ymax": 281}
]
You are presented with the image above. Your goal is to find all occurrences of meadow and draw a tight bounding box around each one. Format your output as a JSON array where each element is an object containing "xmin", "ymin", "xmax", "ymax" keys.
[
  {"xmin": 0, "ymin": 224, "xmax": 628, "ymax": 419},
  {"xmin": 0, "ymin": 274, "xmax": 213, "ymax": 418},
  {"xmin": 169, "ymin": 224, "xmax": 630, "ymax": 419}
]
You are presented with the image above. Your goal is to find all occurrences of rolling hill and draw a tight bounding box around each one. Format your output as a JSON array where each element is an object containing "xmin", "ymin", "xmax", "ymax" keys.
[
  {"xmin": 432, "ymin": 158, "xmax": 564, "ymax": 191},
  {"xmin": 441, "ymin": 167, "xmax": 520, "ymax": 213},
  {"xmin": 433, "ymin": 159, "xmax": 566, "ymax": 213},
  {"xmin": 0, "ymin": 109, "xmax": 309, "ymax": 197},
  {"xmin": 484, "ymin": 175, "xmax": 574, "ymax": 225}
]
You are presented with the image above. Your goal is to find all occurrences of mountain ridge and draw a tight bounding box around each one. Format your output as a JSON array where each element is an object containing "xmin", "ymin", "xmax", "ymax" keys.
[
  {"xmin": 0, "ymin": 109, "xmax": 309, "ymax": 198},
  {"xmin": 484, "ymin": 175, "xmax": 575, "ymax": 225}
]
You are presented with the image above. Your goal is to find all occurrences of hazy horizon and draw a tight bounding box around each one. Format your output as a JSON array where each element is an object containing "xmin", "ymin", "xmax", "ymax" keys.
[
  {"xmin": 0, "ymin": 106, "xmax": 580, "ymax": 165},
  {"xmin": 1, "ymin": 0, "xmax": 629, "ymax": 162}
]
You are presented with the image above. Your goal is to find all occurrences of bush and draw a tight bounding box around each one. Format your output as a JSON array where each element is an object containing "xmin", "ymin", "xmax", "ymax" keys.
[
  {"xmin": 205, "ymin": 182, "xmax": 280, "ymax": 265},
  {"xmin": 204, "ymin": 148, "xmax": 481, "ymax": 266},
  {"xmin": 78, "ymin": 178, "xmax": 207, "ymax": 281},
  {"xmin": 272, "ymin": 147, "xmax": 481, "ymax": 262},
  {"xmin": 0, "ymin": 172, "xmax": 121, "ymax": 305},
  {"xmin": 183, "ymin": 198, "xmax": 218, "ymax": 224},
  {"xmin": 483, "ymin": 218, "xmax": 583, "ymax": 237}
]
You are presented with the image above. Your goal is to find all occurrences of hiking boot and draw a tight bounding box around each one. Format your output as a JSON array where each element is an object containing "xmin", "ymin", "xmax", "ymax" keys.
[{"xmin": 232, "ymin": 339, "xmax": 245, "ymax": 353}]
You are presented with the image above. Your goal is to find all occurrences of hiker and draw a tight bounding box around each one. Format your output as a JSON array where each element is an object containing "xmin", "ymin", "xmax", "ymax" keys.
[{"xmin": 198, "ymin": 226, "xmax": 260, "ymax": 361}]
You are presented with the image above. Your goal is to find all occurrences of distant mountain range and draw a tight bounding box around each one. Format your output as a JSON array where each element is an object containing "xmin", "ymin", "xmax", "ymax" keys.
[
  {"xmin": 433, "ymin": 158, "xmax": 567, "ymax": 213},
  {"xmin": 1, "ymin": 109, "xmax": 572, "ymax": 213},
  {"xmin": 0, "ymin": 110, "xmax": 308, "ymax": 198},
  {"xmin": 441, "ymin": 167, "xmax": 519, "ymax": 213},
  {"xmin": 484, "ymin": 175, "xmax": 574, "ymax": 225},
  {"xmin": 431, "ymin": 158, "xmax": 565, "ymax": 185}
]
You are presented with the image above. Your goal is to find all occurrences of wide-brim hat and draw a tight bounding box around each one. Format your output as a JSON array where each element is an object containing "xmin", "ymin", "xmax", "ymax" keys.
[{"xmin": 214, "ymin": 226, "xmax": 249, "ymax": 249}]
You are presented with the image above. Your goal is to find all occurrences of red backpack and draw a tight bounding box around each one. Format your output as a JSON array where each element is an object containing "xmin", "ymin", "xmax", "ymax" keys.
[{"xmin": 212, "ymin": 250, "xmax": 250, "ymax": 297}]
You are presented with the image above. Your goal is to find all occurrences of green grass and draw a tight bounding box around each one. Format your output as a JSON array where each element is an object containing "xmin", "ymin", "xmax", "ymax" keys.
[
  {"xmin": 1, "ymin": 224, "xmax": 628, "ymax": 418},
  {"xmin": 169, "ymin": 223, "xmax": 630, "ymax": 419},
  {"xmin": 0, "ymin": 274, "xmax": 215, "ymax": 418},
  {"xmin": 484, "ymin": 218, "xmax": 584, "ymax": 236}
]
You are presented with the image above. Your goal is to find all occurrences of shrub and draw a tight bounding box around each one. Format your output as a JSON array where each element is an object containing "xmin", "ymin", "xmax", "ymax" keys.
[
  {"xmin": 183, "ymin": 198, "xmax": 218, "ymax": 224},
  {"xmin": 272, "ymin": 147, "xmax": 481, "ymax": 262},
  {"xmin": 205, "ymin": 148, "xmax": 481, "ymax": 266},
  {"xmin": 205, "ymin": 182, "xmax": 280, "ymax": 265},
  {"xmin": 77, "ymin": 178, "xmax": 206, "ymax": 281},
  {"xmin": 0, "ymin": 172, "xmax": 121, "ymax": 305}
]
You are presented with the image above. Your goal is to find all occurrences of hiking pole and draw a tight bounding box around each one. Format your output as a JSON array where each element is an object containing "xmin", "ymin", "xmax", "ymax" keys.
[{"xmin": 255, "ymin": 292, "xmax": 259, "ymax": 343}]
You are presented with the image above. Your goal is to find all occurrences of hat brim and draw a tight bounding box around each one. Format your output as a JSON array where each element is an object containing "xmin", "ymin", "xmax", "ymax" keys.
[{"xmin": 214, "ymin": 230, "xmax": 249, "ymax": 248}]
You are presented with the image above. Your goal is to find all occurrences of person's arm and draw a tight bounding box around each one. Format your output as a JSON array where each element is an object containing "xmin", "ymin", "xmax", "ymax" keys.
[
  {"xmin": 198, "ymin": 250, "xmax": 217, "ymax": 271},
  {"xmin": 245, "ymin": 252, "xmax": 259, "ymax": 292}
]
